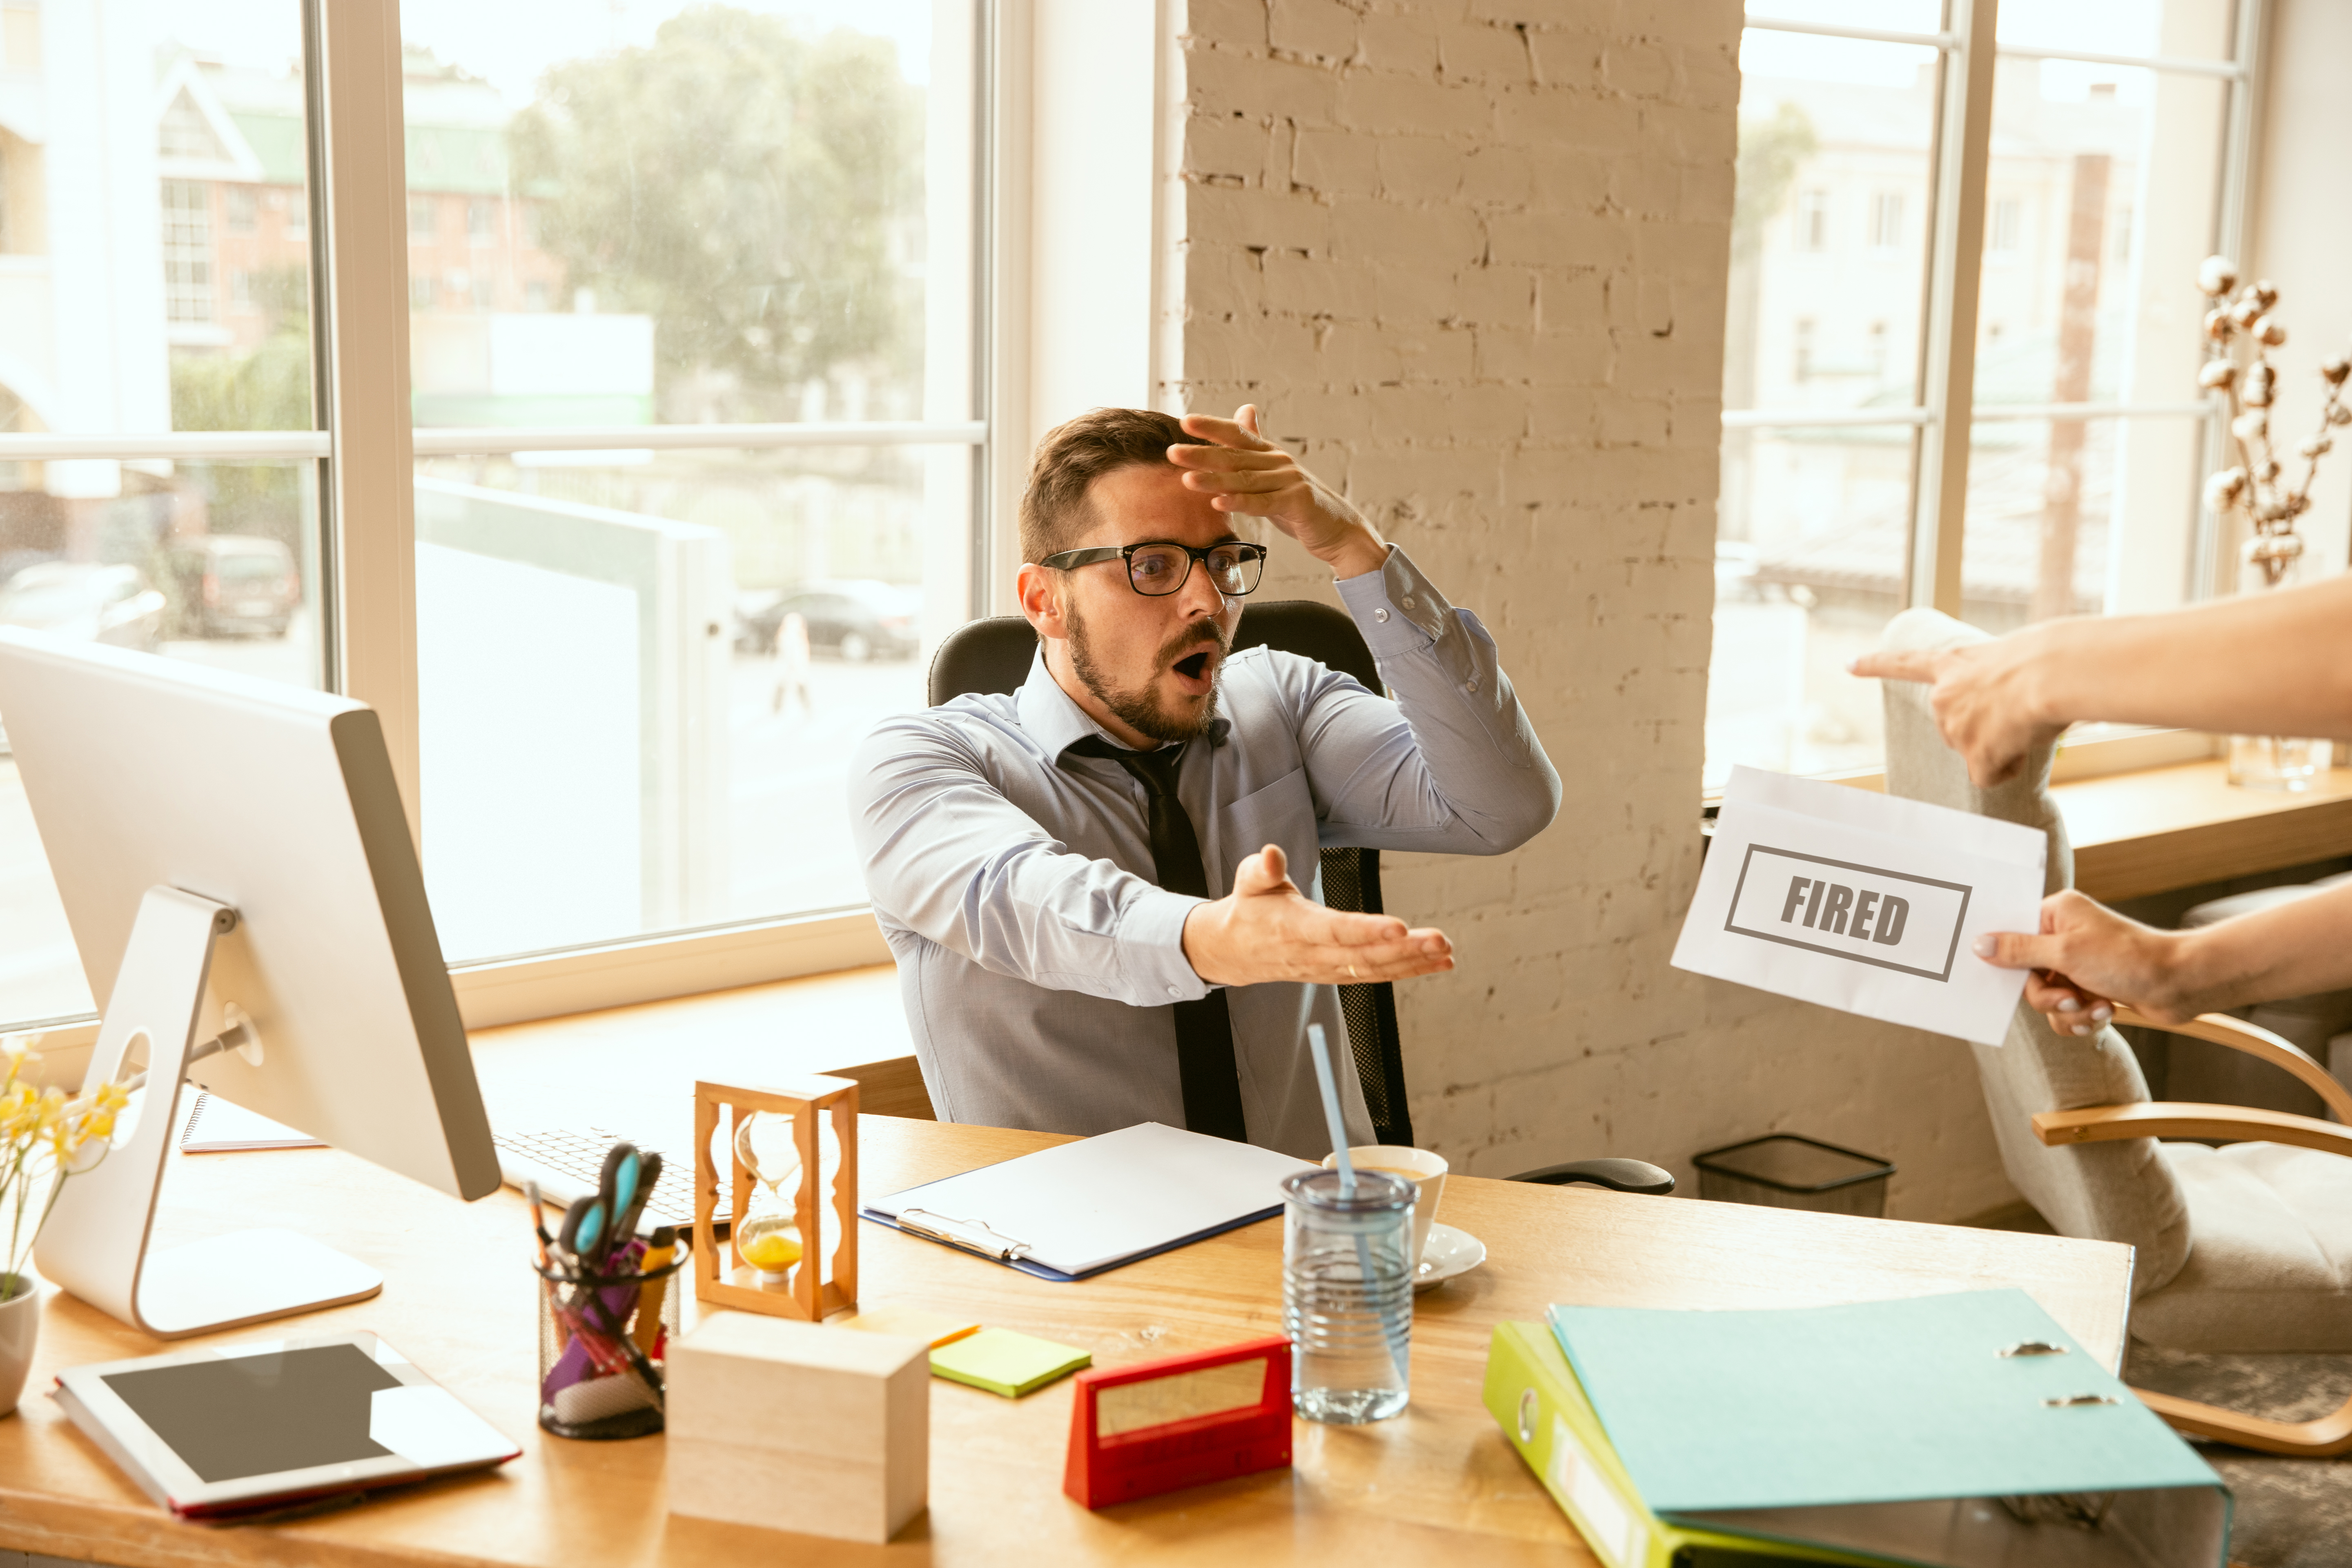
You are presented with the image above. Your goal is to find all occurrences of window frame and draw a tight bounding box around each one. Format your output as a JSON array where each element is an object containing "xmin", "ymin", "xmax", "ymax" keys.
[
  {"xmin": 0, "ymin": 0, "xmax": 1002, "ymax": 1035},
  {"xmin": 1721, "ymin": 0, "xmax": 2264, "ymax": 785}
]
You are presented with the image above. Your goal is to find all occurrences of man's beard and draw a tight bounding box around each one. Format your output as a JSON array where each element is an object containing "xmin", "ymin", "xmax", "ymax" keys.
[{"xmin": 1067, "ymin": 603, "xmax": 1229, "ymax": 744}]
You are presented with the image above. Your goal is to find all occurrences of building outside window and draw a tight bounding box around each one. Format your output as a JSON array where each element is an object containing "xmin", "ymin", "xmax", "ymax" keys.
[
  {"xmin": 1990, "ymin": 195, "xmax": 2023, "ymax": 252},
  {"xmin": 0, "ymin": 0, "xmax": 985, "ymax": 1031},
  {"xmin": 159, "ymin": 179, "xmax": 214, "ymax": 324},
  {"xmin": 1797, "ymin": 187, "xmax": 1829, "ymax": 250},
  {"xmin": 1711, "ymin": 0, "xmax": 2246, "ymax": 790},
  {"xmin": 1867, "ymin": 191, "xmax": 1905, "ymax": 251}
]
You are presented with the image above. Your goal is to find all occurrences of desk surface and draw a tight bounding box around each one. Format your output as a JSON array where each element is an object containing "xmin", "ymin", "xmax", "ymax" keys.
[
  {"xmin": 2, "ymin": 1118, "xmax": 2133, "ymax": 1568},
  {"xmin": 2056, "ymin": 757, "xmax": 2352, "ymax": 902}
]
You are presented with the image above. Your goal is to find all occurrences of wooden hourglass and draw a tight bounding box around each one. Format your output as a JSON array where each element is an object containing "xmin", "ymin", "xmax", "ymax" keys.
[{"xmin": 692, "ymin": 1076, "xmax": 858, "ymax": 1321}]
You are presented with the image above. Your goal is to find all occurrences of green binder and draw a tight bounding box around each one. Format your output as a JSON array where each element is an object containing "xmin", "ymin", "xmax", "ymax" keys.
[
  {"xmin": 1485, "ymin": 1289, "xmax": 2232, "ymax": 1568},
  {"xmin": 1484, "ymin": 1320, "xmax": 1892, "ymax": 1568}
]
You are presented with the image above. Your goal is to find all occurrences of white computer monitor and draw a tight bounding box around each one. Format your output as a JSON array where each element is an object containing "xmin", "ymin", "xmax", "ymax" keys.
[{"xmin": 0, "ymin": 629, "xmax": 499, "ymax": 1337}]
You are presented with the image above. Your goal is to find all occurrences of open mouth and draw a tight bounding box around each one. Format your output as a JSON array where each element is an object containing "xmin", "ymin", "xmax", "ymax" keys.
[{"xmin": 1169, "ymin": 646, "xmax": 1219, "ymax": 695}]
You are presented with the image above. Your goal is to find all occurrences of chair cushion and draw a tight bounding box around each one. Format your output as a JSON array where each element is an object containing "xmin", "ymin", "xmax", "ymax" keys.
[{"xmin": 2131, "ymin": 1141, "xmax": 2352, "ymax": 1352}]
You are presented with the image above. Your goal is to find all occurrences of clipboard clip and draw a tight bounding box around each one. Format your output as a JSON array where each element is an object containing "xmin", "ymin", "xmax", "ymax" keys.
[{"xmin": 895, "ymin": 1207, "xmax": 1035, "ymax": 1263}]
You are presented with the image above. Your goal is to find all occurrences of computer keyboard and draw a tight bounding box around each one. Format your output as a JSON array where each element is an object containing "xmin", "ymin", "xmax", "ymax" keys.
[{"xmin": 494, "ymin": 1126, "xmax": 708, "ymax": 1235}]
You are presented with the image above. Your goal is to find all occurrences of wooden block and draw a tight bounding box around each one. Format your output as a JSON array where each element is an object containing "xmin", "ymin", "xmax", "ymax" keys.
[{"xmin": 666, "ymin": 1312, "xmax": 928, "ymax": 1543}]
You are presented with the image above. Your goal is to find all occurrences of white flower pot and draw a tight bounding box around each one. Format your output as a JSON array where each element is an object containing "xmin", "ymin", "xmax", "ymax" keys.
[{"xmin": 0, "ymin": 1274, "xmax": 40, "ymax": 1417}]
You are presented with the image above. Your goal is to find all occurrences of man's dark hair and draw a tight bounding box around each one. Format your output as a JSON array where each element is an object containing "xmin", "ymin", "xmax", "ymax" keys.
[{"xmin": 1020, "ymin": 407, "xmax": 1209, "ymax": 564}]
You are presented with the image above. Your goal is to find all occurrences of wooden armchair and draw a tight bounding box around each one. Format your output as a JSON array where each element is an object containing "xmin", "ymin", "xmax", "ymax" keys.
[
  {"xmin": 2034, "ymin": 1004, "xmax": 2352, "ymax": 1456},
  {"xmin": 1878, "ymin": 607, "xmax": 2352, "ymax": 1461}
]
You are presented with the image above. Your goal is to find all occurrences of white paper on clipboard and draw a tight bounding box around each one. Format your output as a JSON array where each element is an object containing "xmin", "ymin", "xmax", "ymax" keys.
[{"xmin": 1673, "ymin": 766, "xmax": 2047, "ymax": 1046}]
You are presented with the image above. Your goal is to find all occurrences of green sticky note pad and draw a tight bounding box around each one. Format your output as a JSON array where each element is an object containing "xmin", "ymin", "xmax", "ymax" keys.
[{"xmin": 928, "ymin": 1327, "xmax": 1091, "ymax": 1398}]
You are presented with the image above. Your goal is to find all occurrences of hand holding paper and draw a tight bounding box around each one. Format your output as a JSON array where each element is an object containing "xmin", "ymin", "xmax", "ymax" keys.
[{"xmin": 1673, "ymin": 768, "xmax": 2046, "ymax": 1045}]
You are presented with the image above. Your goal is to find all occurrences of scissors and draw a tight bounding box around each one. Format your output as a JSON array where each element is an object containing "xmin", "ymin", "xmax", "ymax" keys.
[{"xmin": 557, "ymin": 1141, "xmax": 642, "ymax": 1272}]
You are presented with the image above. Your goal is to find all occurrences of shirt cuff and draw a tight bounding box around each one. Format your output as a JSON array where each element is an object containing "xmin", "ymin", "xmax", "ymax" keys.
[
  {"xmin": 1120, "ymin": 886, "xmax": 1213, "ymax": 1003},
  {"xmin": 1336, "ymin": 544, "xmax": 1454, "ymax": 653}
]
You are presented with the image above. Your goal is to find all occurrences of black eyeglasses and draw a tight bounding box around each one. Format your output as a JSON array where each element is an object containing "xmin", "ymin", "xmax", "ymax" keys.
[{"xmin": 1039, "ymin": 540, "xmax": 1268, "ymax": 598}]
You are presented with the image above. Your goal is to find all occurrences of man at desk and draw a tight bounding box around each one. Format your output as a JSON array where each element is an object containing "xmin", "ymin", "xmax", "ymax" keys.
[{"xmin": 850, "ymin": 407, "xmax": 1560, "ymax": 1156}]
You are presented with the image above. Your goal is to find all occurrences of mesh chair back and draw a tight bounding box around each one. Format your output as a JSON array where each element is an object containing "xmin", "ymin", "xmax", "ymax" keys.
[{"xmin": 923, "ymin": 601, "xmax": 1414, "ymax": 1145}]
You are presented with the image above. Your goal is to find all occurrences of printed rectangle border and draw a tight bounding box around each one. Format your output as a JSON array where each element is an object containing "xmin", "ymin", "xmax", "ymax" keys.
[{"xmin": 1723, "ymin": 844, "xmax": 1974, "ymax": 983}]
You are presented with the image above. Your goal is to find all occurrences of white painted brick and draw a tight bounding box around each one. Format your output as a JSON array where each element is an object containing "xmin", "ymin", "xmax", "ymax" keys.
[
  {"xmin": 1267, "ymin": 0, "xmax": 1361, "ymax": 63},
  {"xmin": 1356, "ymin": 12, "xmax": 1442, "ymax": 74},
  {"xmin": 1599, "ymin": 40, "xmax": 1673, "ymax": 98},
  {"xmin": 1168, "ymin": 0, "xmax": 2015, "ymax": 1225},
  {"xmin": 1436, "ymin": 20, "xmax": 1532, "ymax": 85},
  {"xmin": 1374, "ymin": 135, "xmax": 1468, "ymax": 202},
  {"xmin": 1293, "ymin": 126, "xmax": 1381, "ymax": 194},
  {"xmin": 1335, "ymin": 74, "xmax": 1493, "ymax": 137}
]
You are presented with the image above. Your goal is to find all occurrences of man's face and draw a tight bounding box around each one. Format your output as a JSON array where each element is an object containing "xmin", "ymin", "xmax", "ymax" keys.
[{"xmin": 1057, "ymin": 462, "xmax": 1245, "ymax": 745}]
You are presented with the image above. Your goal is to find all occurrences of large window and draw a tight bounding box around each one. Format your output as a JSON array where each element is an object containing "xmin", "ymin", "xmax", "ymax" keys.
[
  {"xmin": 0, "ymin": 3, "xmax": 327, "ymax": 1028},
  {"xmin": 1710, "ymin": 0, "xmax": 2250, "ymax": 788},
  {"xmin": 0, "ymin": 0, "xmax": 986, "ymax": 1029}
]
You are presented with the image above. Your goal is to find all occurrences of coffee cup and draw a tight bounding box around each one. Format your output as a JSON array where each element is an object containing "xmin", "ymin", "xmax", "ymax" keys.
[{"xmin": 1321, "ymin": 1145, "xmax": 1448, "ymax": 1266}]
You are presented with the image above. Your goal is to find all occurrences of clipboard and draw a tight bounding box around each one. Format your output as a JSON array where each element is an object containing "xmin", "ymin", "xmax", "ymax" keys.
[{"xmin": 860, "ymin": 1122, "xmax": 1314, "ymax": 1282}]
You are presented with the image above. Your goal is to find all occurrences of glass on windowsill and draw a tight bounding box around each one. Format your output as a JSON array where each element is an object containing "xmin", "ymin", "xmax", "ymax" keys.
[
  {"xmin": 2226, "ymin": 533, "xmax": 2330, "ymax": 791},
  {"xmin": 2226, "ymin": 735, "xmax": 2333, "ymax": 793}
]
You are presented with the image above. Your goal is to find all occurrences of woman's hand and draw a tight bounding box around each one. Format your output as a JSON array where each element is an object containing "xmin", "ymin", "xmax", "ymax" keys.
[
  {"xmin": 1850, "ymin": 631, "xmax": 2068, "ymax": 787},
  {"xmin": 1971, "ymin": 889, "xmax": 2196, "ymax": 1033}
]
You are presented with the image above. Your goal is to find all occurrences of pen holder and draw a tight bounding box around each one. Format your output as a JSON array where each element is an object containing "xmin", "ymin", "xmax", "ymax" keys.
[{"xmin": 536, "ymin": 1238, "xmax": 690, "ymax": 1441}]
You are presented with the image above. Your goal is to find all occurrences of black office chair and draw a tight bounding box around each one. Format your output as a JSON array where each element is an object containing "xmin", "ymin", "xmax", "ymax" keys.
[{"xmin": 927, "ymin": 602, "xmax": 1674, "ymax": 1197}]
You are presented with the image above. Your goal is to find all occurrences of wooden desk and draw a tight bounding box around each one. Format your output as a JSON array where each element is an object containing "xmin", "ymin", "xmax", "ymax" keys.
[
  {"xmin": 2057, "ymin": 757, "xmax": 2352, "ymax": 902},
  {"xmin": 1, "ymin": 1118, "xmax": 2132, "ymax": 1568}
]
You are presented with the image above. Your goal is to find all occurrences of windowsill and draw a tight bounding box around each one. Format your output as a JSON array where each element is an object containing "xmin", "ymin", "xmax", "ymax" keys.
[
  {"xmin": 2053, "ymin": 757, "xmax": 2352, "ymax": 902},
  {"xmin": 465, "ymin": 961, "xmax": 918, "ymax": 1152}
]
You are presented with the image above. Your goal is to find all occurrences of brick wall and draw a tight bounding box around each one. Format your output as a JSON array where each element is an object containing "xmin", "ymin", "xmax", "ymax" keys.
[{"xmin": 1165, "ymin": 0, "xmax": 2017, "ymax": 1220}]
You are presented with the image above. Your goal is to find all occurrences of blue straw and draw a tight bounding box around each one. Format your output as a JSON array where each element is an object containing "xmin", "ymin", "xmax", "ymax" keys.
[
  {"xmin": 1304, "ymin": 1022, "xmax": 1408, "ymax": 1383},
  {"xmin": 1306, "ymin": 1024, "xmax": 1355, "ymax": 1195}
]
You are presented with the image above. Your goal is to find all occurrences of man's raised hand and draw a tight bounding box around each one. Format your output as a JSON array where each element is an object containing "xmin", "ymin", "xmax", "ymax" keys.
[
  {"xmin": 1182, "ymin": 843, "xmax": 1453, "ymax": 988},
  {"xmin": 1166, "ymin": 405, "xmax": 1390, "ymax": 580}
]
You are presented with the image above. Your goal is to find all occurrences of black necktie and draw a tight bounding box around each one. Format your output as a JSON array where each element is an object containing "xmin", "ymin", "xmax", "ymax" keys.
[{"xmin": 1066, "ymin": 736, "xmax": 1248, "ymax": 1142}]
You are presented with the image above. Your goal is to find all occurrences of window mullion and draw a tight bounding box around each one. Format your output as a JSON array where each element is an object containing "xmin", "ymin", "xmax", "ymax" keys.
[
  {"xmin": 310, "ymin": 0, "xmax": 421, "ymax": 844},
  {"xmin": 1909, "ymin": 0, "xmax": 1999, "ymax": 616},
  {"xmin": 2191, "ymin": 0, "xmax": 2269, "ymax": 602}
]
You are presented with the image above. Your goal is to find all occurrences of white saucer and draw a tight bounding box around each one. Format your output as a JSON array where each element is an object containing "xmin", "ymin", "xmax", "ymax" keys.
[{"xmin": 1414, "ymin": 1222, "xmax": 1486, "ymax": 1291}]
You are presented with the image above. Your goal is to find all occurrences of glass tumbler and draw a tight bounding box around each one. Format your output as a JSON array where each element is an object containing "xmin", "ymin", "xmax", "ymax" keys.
[{"xmin": 1282, "ymin": 1167, "xmax": 1415, "ymax": 1424}]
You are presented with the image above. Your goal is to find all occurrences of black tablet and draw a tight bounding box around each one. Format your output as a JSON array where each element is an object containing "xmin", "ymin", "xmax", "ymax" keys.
[{"xmin": 54, "ymin": 1330, "xmax": 519, "ymax": 1518}]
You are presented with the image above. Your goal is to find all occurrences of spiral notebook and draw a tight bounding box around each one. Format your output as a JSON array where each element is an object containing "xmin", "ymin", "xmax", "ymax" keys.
[{"xmin": 862, "ymin": 1122, "xmax": 1314, "ymax": 1281}]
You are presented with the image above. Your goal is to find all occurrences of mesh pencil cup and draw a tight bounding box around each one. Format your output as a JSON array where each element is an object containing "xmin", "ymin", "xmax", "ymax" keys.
[
  {"xmin": 536, "ymin": 1237, "xmax": 688, "ymax": 1440},
  {"xmin": 1282, "ymin": 1167, "xmax": 1415, "ymax": 1425}
]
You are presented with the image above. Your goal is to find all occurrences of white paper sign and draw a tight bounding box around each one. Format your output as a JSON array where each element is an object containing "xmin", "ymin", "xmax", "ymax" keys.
[{"xmin": 1673, "ymin": 766, "xmax": 2047, "ymax": 1045}]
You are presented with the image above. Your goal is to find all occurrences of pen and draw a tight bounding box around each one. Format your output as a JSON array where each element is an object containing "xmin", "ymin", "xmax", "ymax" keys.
[
  {"xmin": 634, "ymin": 1225, "xmax": 675, "ymax": 1357},
  {"xmin": 523, "ymin": 1180, "xmax": 552, "ymax": 1269}
]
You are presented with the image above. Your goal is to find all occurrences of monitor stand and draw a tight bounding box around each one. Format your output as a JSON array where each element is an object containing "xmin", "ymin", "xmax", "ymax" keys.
[{"xmin": 34, "ymin": 886, "xmax": 383, "ymax": 1339}]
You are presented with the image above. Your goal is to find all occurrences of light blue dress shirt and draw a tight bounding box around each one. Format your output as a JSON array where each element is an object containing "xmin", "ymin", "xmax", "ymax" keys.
[{"xmin": 848, "ymin": 546, "xmax": 1561, "ymax": 1158}]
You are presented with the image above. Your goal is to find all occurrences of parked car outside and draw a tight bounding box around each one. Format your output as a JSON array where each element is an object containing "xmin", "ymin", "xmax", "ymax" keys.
[
  {"xmin": 0, "ymin": 563, "xmax": 167, "ymax": 652},
  {"xmin": 158, "ymin": 535, "xmax": 300, "ymax": 639},
  {"xmin": 742, "ymin": 579, "xmax": 919, "ymax": 662}
]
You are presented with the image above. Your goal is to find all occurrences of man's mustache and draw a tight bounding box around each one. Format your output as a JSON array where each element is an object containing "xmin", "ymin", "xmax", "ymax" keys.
[{"xmin": 1159, "ymin": 622, "xmax": 1232, "ymax": 668}]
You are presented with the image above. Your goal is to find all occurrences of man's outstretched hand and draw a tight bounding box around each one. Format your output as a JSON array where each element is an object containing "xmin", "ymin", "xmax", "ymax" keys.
[{"xmin": 1183, "ymin": 843, "xmax": 1453, "ymax": 988}]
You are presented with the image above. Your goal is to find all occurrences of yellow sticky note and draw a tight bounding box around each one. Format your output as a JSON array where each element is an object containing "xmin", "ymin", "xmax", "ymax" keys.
[{"xmin": 929, "ymin": 1327, "xmax": 1090, "ymax": 1398}]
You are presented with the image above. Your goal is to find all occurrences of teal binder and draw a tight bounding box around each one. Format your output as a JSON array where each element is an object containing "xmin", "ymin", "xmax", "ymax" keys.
[{"xmin": 1546, "ymin": 1290, "xmax": 2231, "ymax": 1568}]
